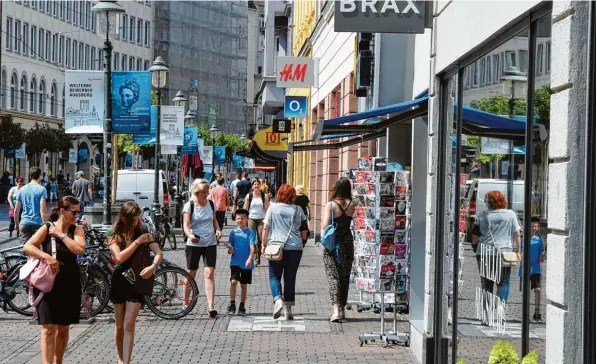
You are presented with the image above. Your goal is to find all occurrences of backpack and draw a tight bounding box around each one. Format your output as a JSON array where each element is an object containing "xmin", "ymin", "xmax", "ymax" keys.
[
  {"xmin": 247, "ymin": 193, "xmax": 265, "ymax": 208},
  {"xmin": 182, "ymin": 200, "xmax": 215, "ymax": 243}
]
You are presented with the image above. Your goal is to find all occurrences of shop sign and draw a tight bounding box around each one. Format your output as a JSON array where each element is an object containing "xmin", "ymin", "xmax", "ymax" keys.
[
  {"xmin": 334, "ymin": 0, "xmax": 426, "ymax": 34},
  {"xmin": 284, "ymin": 96, "xmax": 308, "ymax": 118},
  {"xmin": 252, "ymin": 126, "xmax": 288, "ymax": 153},
  {"xmin": 273, "ymin": 118, "xmax": 292, "ymax": 133},
  {"xmin": 276, "ymin": 57, "xmax": 314, "ymax": 88}
]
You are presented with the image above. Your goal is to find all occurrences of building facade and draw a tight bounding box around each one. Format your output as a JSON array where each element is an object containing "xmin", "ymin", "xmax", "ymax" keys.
[{"xmin": 1, "ymin": 0, "xmax": 152, "ymax": 179}]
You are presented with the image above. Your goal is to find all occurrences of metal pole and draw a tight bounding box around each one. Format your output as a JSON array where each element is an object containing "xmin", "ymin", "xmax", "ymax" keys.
[
  {"xmin": 152, "ymin": 89, "xmax": 162, "ymax": 211},
  {"xmin": 102, "ymin": 26, "xmax": 113, "ymax": 226},
  {"xmin": 507, "ymin": 82, "xmax": 515, "ymax": 210},
  {"xmin": 174, "ymin": 151, "xmax": 182, "ymax": 227}
]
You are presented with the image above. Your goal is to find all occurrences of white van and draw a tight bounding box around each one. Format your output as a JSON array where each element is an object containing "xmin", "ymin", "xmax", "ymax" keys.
[{"xmin": 116, "ymin": 169, "xmax": 170, "ymax": 210}]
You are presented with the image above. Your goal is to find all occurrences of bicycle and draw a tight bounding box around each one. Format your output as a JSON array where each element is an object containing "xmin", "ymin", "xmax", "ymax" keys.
[
  {"xmin": 154, "ymin": 207, "xmax": 177, "ymax": 251},
  {"xmin": 141, "ymin": 208, "xmax": 167, "ymax": 250},
  {"xmin": 0, "ymin": 245, "xmax": 34, "ymax": 316}
]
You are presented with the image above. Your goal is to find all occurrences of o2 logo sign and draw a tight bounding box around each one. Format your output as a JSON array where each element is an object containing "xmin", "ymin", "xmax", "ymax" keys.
[{"xmin": 265, "ymin": 132, "xmax": 281, "ymax": 146}]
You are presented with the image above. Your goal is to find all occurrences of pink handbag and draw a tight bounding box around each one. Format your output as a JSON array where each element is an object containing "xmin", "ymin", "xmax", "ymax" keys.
[{"xmin": 19, "ymin": 236, "xmax": 58, "ymax": 307}]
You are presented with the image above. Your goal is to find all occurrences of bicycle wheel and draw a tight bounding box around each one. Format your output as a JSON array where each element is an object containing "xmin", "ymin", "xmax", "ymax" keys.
[
  {"xmin": 167, "ymin": 229, "xmax": 177, "ymax": 250},
  {"xmin": 156, "ymin": 225, "xmax": 166, "ymax": 250},
  {"xmin": 80, "ymin": 265, "xmax": 111, "ymax": 318},
  {"xmin": 145, "ymin": 266, "xmax": 198, "ymax": 320},
  {"xmin": 5, "ymin": 265, "xmax": 34, "ymax": 316}
]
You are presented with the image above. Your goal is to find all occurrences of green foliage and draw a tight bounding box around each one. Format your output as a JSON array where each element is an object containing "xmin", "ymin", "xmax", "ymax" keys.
[
  {"xmin": 456, "ymin": 359, "xmax": 465, "ymax": 364},
  {"xmin": 25, "ymin": 123, "xmax": 71, "ymax": 164},
  {"xmin": 533, "ymin": 86, "xmax": 551, "ymax": 123},
  {"xmin": 0, "ymin": 115, "xmax": 26, "ymax": 152},
  {"xmin": 117, "ymin": 134, "xmax": 137, "ymax": 155},
  {"xmin": 521, "ymin": 350, "xmax": 539, "ymax": 364},
  {"xmin": 487, "ymin": 340, "xmax": 519, "ymax": 364},
  {"xmin": 51, "ymin": 126, "xmax": 73, "ymax": 152}
]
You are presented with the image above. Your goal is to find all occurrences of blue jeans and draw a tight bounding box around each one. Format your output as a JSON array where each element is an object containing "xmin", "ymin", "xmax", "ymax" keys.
[
  {"xmin": 268, "ymin": 249, "xmax": 303, "ymax": 306},
  {"xmin": 476, "ymin": 255, "xmax": 511, "ymax": 302}
]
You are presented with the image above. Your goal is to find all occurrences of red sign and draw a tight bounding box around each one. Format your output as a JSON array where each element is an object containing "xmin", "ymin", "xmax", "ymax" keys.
[
  {"xmin": 279, "ymin": 63, "xmax": 308, "ymax": 83},
  {"xmin": 460, "ymin": 173, "xmax": 469, "ymax": 187},
  {"xmin": 265, "ymin": 132, "xmax": 281, "ymax": 146},
  {"xmin": 276, "ymin": 57, "xmax": 314, "ymax": 88}
]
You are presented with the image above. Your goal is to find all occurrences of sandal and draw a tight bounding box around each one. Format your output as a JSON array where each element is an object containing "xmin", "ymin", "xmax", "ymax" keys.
[{"xmin": 209, "ymin": 310, "xmax": 218, "ymax": 318}]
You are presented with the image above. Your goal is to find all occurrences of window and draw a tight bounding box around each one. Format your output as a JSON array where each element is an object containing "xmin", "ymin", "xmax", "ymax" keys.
[
  {"xmin": 73, "ymin": 40, "xmax": 78, "ymax": 68},
  {"xmin": 129, "ymin": 57, "xmax": 134, "ymax": 71},
  {"xmin": 53, "ymin": 0, "xmax": 58, "ymax": 17},
  {"xmin": 20, "ymin": 74, "xmax": 27, "ymax": 111},
  {"xmin": 91, "ymin": 11, "xmax": 96, "ymax": 32},
  {"xmin": 23, "ymin": 23, "xmax": 29, "ymax": 56},
  {"xmin": 30, "ymin": 26, "xmax": 36, "ymax": 58},
  {"xmin": 45, "ymin": 31, "xmax": 51, "ymax": 61},
  {"xmin": 485, "ymin": 56, "xmax": 492, "ymax": 84},
  {"xmin": 15, "ymin": 20, "xmax": 21, "ymax": 53},
  {"xmin": 144, "ymin": 21, "xmax": 150, "ymax": 46},
  {"xmin": 59, "ymin": 35, "xmax": 64, "ymax": 64},
  {"xmin": 32, "ymin": 0, "xmax": 37, "ymax": 9},
  {"xmin": 59, "ymin": 0, "xmax": 64, "ymax": 19},
  {"xmin": 506, "ymin": 50, "xmax": 516, "ymax": 68},
  {"xmin": 500, "ymin": 51, "xmax": 505, "ymax": 74},
  {"xmin": 1, "ymin": 70, "xmax": 6, "ymax": 107},
  {"xmin": 492, "ymin": 54, "xmax": 500, "ymax": 83},
  {"xmin": 472, "ymin": 61, "xmax": 479, "ymax": 87},
  {"xmin": 90, "ymin": 46, "xmax": 96, "ymax": 70},
  {"xmin": 137, "ymin": 18, "xmax": 142, "ymax": 44},
  {"xmin": 480, "ymin": 58, "xmax": 486, "ymax": 86},
  {"xmin": 39, "ymin": 80, "xmax": 46, "ymax": 114},
  {"xmin": 114, "ymin": 52, "xmax": 119, "ymax": 70},
  {"xmin": 85, "ymin": 44, "xmax": 90, "ymax": 70},
  {"xmin": 50, "ymin": 83, "xmax": 57, "ymax": 117},
  {"xmin": 5, "ymin": 18, "xmax": 12, "ymax": 50},
  {"xmin": 121, "ymin": 55, "xmax": 127, "ymax": 71},
  {"xmin": 85, "ymin": 2, "xmax": 91, "ymax": 29},
  {"xmin": 536, "ymin": 43, "xmax": 544, "ymax": 75},
  {"xmin": 129, "ymin": 16, "xmax": 135, "ymax": 42},
  {"xmin": 98, "ymin": 49, "xmax": 103, "ymax": 69},
  {"xmin": 143, "ymin": 60, "xmax": 149, "ymax": 70},
  {"xmin": 38, "ymin": 28, "xmax": 44, "ymax": 58},
  {"xmin": 519, "ymin": 50, "xmax": 529, "ymax": 73},
  {"xmin": 66, "ymin": 1, "xmax": 70, "ymax": 22},
  {"xmin": 73, "ymin": 1, "xmax": 78, "ymax": 26},
  {"xmin": 52, "ymin": 33, "xmax": 58, "ymax": 62},
  {"xmin": 79, "ymin": 1, "xmax": 84, "ymax": 26},
  {"xmin": 46, "ymin": 0, "xmax": 51, "ymax": 13},
  {"xmin": 30, "ymin": 78, "xmax": 37, "ymax": 113},
  {"xmin": 545, "ymin": 41, "xmax": 551, "ymax": 73},
  {"xmin": 136, "ymin": 58, "xmax": 141, "ymax": 71},
  {"xmin": 10, "ymin": 73, "xmax": 17, "ymax": 109},
  {"xmin": 65, "ymin": 38, "xmax": 71, "ymax": 67},
  {"xmin": 79, "ymin": 42, "xmax": 84, "ymax": 69},
  {"xmin": 121, "ymin": 14, "xmax": 127, "ymax": 41}
]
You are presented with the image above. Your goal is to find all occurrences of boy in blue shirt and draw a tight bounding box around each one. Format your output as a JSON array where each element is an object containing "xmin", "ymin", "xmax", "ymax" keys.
[
  {"xmin": 519, "ymin": 220, "xmax": 546, "ymax": 321},
  {"xmin": 227, "ymin": 208, "xmax": 256, "ymax": 315}
]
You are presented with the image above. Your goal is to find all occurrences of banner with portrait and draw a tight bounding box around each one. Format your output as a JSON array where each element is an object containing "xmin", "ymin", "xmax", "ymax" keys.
[
  {"xmin": 111, "ymin": 71, "xmax": 151, "ymax": 134},
  {"xmin": 160, "ymin": 106, "xmax": 184, "ymax": 145},
  {"xmin": 232, "ymin": 154, "xmax": 243, "ymax": 169},
  {"xmin": 214, "ymin": 146, "xmax": 226, "ymax": 165},
  {"xmin": 133, "ymin": 106, "xmax": 158, "ymax": 144},
  {"xmin": 181, "ymin": 126, "xmax": 198, "ymax": 155},
  {"xmin": 64, "ymin": 71, "xmax": 104, "ymax": 134}
]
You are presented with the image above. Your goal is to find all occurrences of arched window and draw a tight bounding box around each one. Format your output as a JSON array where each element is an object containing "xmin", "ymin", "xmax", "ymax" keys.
[
  {"xmin": 39, "ymin": 80, "xmax": 46, "ymax": 115},
  {"xmin": 50, "ymin": 83, "xmax": 57, "ymax": 117},
  {"xmin": 20, "ymin": 74, "xmax": 27, "ymax": 111},
  {"xmin": 30, "ymin": 78, "xmax": 37, "ymax": 113},
  {"xmin": 1, "ymin": 70, "xmax": 6, "ymax": 108},
  {"xmin": 10, "ymin": 72, "xmax": 18, "ymax": 110}
]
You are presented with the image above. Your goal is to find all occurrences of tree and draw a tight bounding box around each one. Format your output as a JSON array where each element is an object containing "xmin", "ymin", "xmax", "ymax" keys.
[
  {"xmin": 51, "ymin": 126, "xmax": 73, "ymax": 152},
  {"xmin": 26, "ymin": 123, "xmax": 57, "ymax": 166},
  {"xmin": 0, "ymin": 115, "xmax": 26, "ymax": 153}
]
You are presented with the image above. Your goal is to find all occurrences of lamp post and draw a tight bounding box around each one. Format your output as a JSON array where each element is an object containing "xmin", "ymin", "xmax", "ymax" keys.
[
  {"xmin": 149, "ymin": 56, "xmax": 169, "ymax": 212},
  {"xmin": 239, "ymin": 133, "xmax": 246, "ymax": 173},
  {"xmin": 210, "ymin": 125, "xmax": 218, "ymax": 179},
  {"xmin": 172, "ymin": 91, "xmax": 186, "ymax": 226},
  {"xmin": 184, "ymin": 110, "xmax": 197, "ymax": 126},
  {"xmin": 92, "ymin": 0, "xmax": 125, "ymax": 226},
  {"xmin": 501, "ymin": 66, "xmax": 528, "ymax": 209}
]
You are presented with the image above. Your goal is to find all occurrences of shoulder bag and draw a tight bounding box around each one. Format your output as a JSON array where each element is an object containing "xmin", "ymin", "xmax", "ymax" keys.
[
  {"xmin": 264, "ymin": 205, "xmax": 297, "ymax": 261},
  {"xmin": 19, "ymin": 223, "xmax": 58, "ymax": 307},
  {"xmin": 121, "ymin": 240, "xmax": 155, "ymax": 295},
  {"xmin": 486, "ymin": 211, "xmax": 519, "ymax": 268}
]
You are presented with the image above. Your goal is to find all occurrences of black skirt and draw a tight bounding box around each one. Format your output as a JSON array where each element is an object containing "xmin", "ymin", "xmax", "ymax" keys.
[
  {"xmin": 36, "ymin": 265, "xmax": 81, "ymax": 326},
  {"xmin": 110, "ymin": 268, "xmax": 144, "ymax": 304}
]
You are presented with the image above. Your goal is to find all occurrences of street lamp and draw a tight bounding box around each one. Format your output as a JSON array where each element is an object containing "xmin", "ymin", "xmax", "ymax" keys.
[
  {"xmin": 92, "ymin": 0, "xmax": 125, "ymax": 226},
  {"xmin": 240, "ymin": 133, "xmax": 247, "ymax": 147},
  {"xmin": 210, "ymin": 125, "xmax": 218, "ymax": 178},
  {"xmin": 184, "ymin": 110, "xmax": 196, "ymax": 126},
  {"xmin": 149, "ymin": 56, "xmax": 170, "ymax": 212},
  {"xmin": 501, "ymin": 65, "xmax": 528, "ymax": 209},
  {"xmin": 172, "ymin": 91, "xmax": 186, "ymax": 225}
]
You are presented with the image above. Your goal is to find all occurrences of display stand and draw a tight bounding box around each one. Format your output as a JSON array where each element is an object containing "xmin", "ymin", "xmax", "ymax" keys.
[{"xmin": 348, "ymin": 157, "xmax": 410, "ymax": 348}]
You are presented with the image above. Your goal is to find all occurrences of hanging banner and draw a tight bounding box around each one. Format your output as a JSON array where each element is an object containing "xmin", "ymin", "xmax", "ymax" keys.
[
  {"xmin": 68, "ymin": 149, "xmax": 78, "ymax": 163},
  {"xmin": 232, "ymin": 154, "xmax": 243, "ymax": 169},
  {"xmin": 190, "ymin": 80, "xmax": 199, "ymax": 94},
  {"xmin": 208, "ymin": 105, "xmax": 217, "ymax": 126},
  {"xmin": 125, "ymin": 154, "xmax": 133, "ymax": 168},
  {"xmin": 189, "ymin": 95, "xmax": 198, "ymax": 111},
  {"xmin": 161, "ymin": 145, "xmax": 178, "ymax": 154},
  {"xmin": 203, "ymin": 165, "xmax": 213, "ymax": 183},
  {"xmin": 111, "ymin": 71, "xmax": 151, "ymax": 134},
  {"xmin": 64, "ymin": 71, "xmax": 104, "ymax": 134},
  {"xmin": 181, "ymin": 126, "xmax": 198, "ymax": 155},
  {"xmin": 133, "ymin": 106, "xmax": 158, "ymax": 144},
  {"xmin": 197, "ymin": 138, "xmax": 205, "ymax": 159},
  {"xmin": 160, "ymin": 106, "xmax": 185, "ymax": 145},
  {"xmin": 202, "ymin": 146, "xmax": 213, "ymax": 165},
  {"xmin": 78, "ymin": 149, "xmax": 88, "ymax": 164},
  {"xmin": 243, "ymin": 157, "xmax": 254, "ymax": 169},
  {"xmin": 214, "ymin": 146, "xmax": 226, "ymax": 165},
  {"xmin": 15, "ymin": 144, "xmax": 26, "ymax": 159}
]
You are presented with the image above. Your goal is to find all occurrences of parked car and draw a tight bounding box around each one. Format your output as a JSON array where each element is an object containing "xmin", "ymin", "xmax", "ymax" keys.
[{"xmin": 115, "ymin": 169, "xmax": 171, "ymax": 211}]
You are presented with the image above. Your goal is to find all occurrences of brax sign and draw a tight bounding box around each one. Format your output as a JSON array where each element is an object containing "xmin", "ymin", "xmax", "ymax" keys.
[{"xmin": 334, "ymin": 0, "xmax": 426, "ymax": 34}]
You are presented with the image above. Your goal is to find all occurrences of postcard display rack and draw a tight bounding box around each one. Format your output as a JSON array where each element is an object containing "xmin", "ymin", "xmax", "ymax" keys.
[{"xmin": 348, "ymin": 157, "xmax": 410, "ymax": 348}]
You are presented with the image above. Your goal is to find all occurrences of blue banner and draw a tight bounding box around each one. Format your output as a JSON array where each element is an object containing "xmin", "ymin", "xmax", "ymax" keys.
[
  {"xmin": 111, "ymin": 71, "xmax": 151, "ymax": 134},
  {"xmin": 78, "ymin": 149, "xmax": 88, "ymax": 164},
  {"xmin": 214, "ymin": 146, "xmax": 226, "ymax": 164},
  {"xmin": 125, "ymin": 154, "xmax": 133, "ymax": 168},
  {"xmin": 133, "ymin": 106, "xmax": 158, "ymax": 144},
  {"xmin": 181, "ymin": 126, "xmax": 198, "ymax": 155},
  {"xmin": 232, "ymin": 154, "xmax": 243, "ymax": 169}
]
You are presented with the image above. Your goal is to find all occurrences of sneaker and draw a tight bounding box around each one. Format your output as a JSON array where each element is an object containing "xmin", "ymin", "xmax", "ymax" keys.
[
  {"xmin": 273, "ymin": 299, "xmax": 284, "ymax": 319},
  {"xmin": 227, "ymin": 303, "xmax": 236, "ymax": 315},
  {"xmin": 284, "ymin": 305, "xmax": 293, "ymax": 320},
  {"xmin": 238, "ymin": 305, "xmax": 246, "ymax": 316}
]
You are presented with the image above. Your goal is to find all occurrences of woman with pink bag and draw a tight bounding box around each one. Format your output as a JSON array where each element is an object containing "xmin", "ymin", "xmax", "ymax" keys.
[{"xmin": 22, "ymin": 196, "xmax": 85, "ymax": 364}]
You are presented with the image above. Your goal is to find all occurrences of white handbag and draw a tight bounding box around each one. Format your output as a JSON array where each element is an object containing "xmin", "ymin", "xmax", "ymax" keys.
[{"xmin": 265, "ymin": 206, "xmax": 297, "ymax": 261}]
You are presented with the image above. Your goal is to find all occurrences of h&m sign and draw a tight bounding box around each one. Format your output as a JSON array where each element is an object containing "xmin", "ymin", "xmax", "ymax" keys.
[{"xmin": 334, "ymin": 0, "xmax": 431, "ymax": 34}]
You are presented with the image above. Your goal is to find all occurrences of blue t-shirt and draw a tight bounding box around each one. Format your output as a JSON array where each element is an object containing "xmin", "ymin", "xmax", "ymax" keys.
[
  {"xmin": 17, "ymin": 182, "xmax": 48, "ymax": 226},
  {"xmin": 229, "ymin": 228, "xmax": 257, "ymax": 270},
  {"xmin": 519, "ymin": 235, "xmax": 544, "ymax": 276}
]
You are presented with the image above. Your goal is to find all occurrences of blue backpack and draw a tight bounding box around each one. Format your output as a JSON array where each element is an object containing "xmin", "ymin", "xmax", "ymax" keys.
[{"xmin": 321, "ymin": 202, "xmax": 341, "ymax": 264}]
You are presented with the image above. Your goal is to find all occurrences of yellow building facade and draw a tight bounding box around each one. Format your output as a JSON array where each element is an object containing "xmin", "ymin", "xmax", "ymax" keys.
[{"xmin": 287, "ymin": 0, "xmax": 316, "ymax": 192}]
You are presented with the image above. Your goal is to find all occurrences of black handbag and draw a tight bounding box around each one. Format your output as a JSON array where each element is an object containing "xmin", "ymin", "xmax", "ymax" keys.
[{"xmin": 122, "ymin": 245, "xmax": 155, "ymax": 295}]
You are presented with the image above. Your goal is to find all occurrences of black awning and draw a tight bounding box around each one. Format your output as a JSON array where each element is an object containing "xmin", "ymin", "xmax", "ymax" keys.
[{"xmin": 237, "ymin": 142, "xmax": 284, "ymax": 166}]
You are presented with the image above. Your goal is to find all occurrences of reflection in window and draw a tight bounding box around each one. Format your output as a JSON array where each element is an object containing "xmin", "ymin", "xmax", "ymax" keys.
[
  {"xmin": 519, "ymin": 50, "xmax": 529, "ymax": 73},
  {"xmin": 506, "ymin": 51, "xmax": 516, "ymax": 68},
  {"xmin": 545, "ymin": 42, "xmax": 551, "ymax": 73},
  {"xmin": 536, "ymin": 44, "xmax": 544, "ymax": 75},
  {"xmin": 473, "ymin": 61, "xmax": 479, "ymax": 86},
  {"xmin": 493, "ymin": 55, "xmax": 500, "ymax": 83}
]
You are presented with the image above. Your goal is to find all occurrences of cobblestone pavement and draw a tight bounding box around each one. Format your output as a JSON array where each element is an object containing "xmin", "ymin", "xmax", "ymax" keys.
[{"xmin": 0, "ymin": 219, "xmax": 419, "ymax": 364}]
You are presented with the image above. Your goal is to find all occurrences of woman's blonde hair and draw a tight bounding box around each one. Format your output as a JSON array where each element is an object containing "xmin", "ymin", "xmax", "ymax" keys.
[
  {"xmin": 296, "ymin": 185, "xmax": 305, "ymax": 194},
  {"xmin": 192, "ymin": 179, "xmax": 209, "ymax": 194}
]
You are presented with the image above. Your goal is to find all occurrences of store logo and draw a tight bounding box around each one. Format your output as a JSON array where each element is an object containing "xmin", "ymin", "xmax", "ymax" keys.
[{"xmin": 339, "ymin": 0, "xmax": 420, "ymax": 14}]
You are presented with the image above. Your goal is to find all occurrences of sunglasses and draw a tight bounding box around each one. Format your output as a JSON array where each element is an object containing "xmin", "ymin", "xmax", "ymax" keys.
[{"xmin": 65, "ymin": 209, "xmax": 80, "ymax": 216}]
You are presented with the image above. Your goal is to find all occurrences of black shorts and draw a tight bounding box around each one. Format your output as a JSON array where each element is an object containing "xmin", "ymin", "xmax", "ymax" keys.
[
  {"xmin": 230, "ymin": 266, "xmax": 252, "ymax": 284},
  {"xmin": 530, "ymin": 274, "xmax": 541, "ymax": 289},
  {"xmin": 185, "ymin": 245, "xmax": 217, "ymax": 270}
]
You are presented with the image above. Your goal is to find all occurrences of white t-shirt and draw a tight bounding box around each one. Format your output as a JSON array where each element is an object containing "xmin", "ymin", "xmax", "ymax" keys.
[
  {"xmin": 248, "ymin": 194, "xmax": 266, "ymax": 220},
  {"xmin": 230, "ymin": 179, "xmax": 240, "ymax": 196},
  {"xmin": 182, "ymin": 201, "xmax": 217, "ymax": 247}
]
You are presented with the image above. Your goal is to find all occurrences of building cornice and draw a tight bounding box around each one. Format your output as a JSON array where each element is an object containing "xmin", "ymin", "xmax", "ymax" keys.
[{"xmin": 0, "ymin": 109, "xmax": 63, "ymax": 128}]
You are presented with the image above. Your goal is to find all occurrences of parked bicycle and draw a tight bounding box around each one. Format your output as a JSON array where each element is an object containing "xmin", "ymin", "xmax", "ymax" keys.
[{"xmin": 0, "ymin": 245, "xmax": 33, "ymax": 316}]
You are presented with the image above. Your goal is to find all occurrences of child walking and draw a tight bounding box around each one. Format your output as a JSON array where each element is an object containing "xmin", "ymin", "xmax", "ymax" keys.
[
  {"xmin": 227, "ymin": 208, "xmax": 256, "ymax": 315},
  {"xmin": 519, "ymin": 219, "xmax": 546, "ymax": 321}
]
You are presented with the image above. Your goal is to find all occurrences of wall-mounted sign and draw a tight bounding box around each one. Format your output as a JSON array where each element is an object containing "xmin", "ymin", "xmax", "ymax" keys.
[
  {"xmin": 273, "ymin": 119, "xmax": 291, "ymax": 133},
  {"xmin": 334, "ymin": 0, "xmax": 426, "ymax": 34},
  {"xmin": 253, "ymin": 126, "xmax": 288, "ymax": 153},
  {"xmin": 276, "ymin": 57, "xmax": 314, "ymax": 88},
  {"xmin": 284, "ymin": 96, "xmax": 308, "ymax": 118},
  {"xmin": 64, "ymin": 71, "xmax": 104, "ymax": 134}
]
